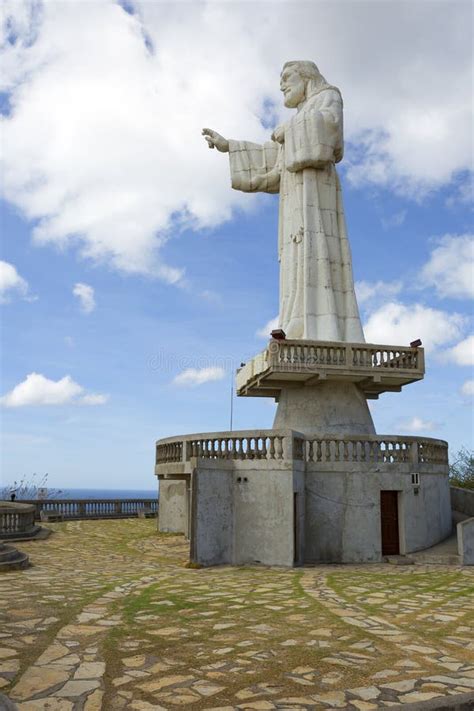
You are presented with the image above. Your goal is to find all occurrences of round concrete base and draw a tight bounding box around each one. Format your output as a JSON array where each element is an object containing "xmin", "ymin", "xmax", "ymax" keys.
[{"xmin": 273, "ymin": 381, "xmax": 376, "ymax": 436}]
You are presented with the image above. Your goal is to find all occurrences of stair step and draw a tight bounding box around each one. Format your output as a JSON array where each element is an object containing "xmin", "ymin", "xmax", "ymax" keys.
[
  {"xmin": 0, "ymin": 544, "xmax": 30, "ymax": 571},
  {"xmin": 0, "ymin": 545, "xmax": 24, "ymax": 563},
  {"xmin": 410, "ymin": 554, "xmax": 461, "ymax": 565},
  {"xmin": 385, "ymin": 555, "xmax": 415, "ymax": 565}
]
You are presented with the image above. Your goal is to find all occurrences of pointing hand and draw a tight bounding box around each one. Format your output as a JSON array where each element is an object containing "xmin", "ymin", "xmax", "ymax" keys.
[{"xmin": 202, "ymin": 128, "xmax": 229, "ymax": 153}]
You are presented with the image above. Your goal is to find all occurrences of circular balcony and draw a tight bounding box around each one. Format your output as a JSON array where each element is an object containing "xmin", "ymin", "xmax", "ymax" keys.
[{"xmin": 0, "ymin": 501, "xmax": 41, "ymax": 541}]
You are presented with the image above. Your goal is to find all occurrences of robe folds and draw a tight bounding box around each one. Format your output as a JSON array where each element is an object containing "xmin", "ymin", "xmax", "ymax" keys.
[{"xmin": 228, "ymin": 86, "xmax": 364, "ymax": 343}]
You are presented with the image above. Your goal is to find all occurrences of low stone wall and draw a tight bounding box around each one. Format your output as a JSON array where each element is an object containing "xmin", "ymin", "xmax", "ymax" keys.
[
  {"xmin": 450, "ymin": 486, "xmax": 474, "ymax": 517},
  {"xmin": 457, "ymin": 518, "xmax": 474, "ymax": 565}
]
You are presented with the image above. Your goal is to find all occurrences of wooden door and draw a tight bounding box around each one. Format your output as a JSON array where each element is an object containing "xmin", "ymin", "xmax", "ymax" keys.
[{"xmin": 380, "ymin": 491, "xmax": 400, "ymax": 555}]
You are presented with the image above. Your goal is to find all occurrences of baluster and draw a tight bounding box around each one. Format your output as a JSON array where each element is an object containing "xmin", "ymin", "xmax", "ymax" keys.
[
  {"xmin": 248, "ymin": 437, "xmax": 255, "ymax": 459},
  {"xmin": 276, "ymin": 436, "xmax": 284, "ymax": 460},
  {"xmin": 307, "ymin": 440, "xmax": 314, "ymax": 462},
  {"xmin": 369, "ymin": 441, "xmax": 377, "ymax": 461},
  {"xmin": 315, "ymin": 440, "xmax": 322, "ymax": 462},
  {"xmin": 324, "ymin": 440, "xmax": 331, "ymax": 462},
  {"xmin": 343, "ymin": 441, "xmax": 349, "ymax": 461},
  {"xmin": 394, "ymin": 443, "xmax": 400, "ymax": 462},
  {"xmin": 269, "ymin": 437, "xmax": 276, "ymax": 460}
]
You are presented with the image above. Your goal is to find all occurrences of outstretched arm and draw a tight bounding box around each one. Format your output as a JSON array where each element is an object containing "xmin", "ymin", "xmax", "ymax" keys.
[
  {"xmin": 202, "ymin": 128, "xmax": 229, "ymax": 153},
  {"xmin": 202, "ymin": 127, "xmax": 280, "ymax": 193}
]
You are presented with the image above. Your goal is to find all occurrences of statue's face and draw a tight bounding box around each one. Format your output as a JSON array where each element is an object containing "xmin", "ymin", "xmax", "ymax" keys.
[{"xmin": 280, "ymin": 66, "xmax": 306, "ymax": 108}]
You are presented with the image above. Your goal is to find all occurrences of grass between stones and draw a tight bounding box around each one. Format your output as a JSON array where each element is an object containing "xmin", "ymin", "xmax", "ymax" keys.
[{"xmin": 2, "ymin": 520, "xmax": 473, "ymax": 709}]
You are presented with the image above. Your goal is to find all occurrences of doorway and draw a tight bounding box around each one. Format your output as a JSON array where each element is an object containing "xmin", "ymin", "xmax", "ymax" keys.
[{"xmin": 380, "ymin": 491, "xmax": 400, "ymax": 555}]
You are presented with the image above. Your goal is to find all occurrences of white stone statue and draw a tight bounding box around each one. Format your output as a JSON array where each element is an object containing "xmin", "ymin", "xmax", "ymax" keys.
[{"xmin": 203, "ymin": 60, "xmax": 365, "ymax": 343}]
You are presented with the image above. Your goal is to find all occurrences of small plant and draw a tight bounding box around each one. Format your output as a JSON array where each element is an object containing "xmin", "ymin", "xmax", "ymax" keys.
[
  {"xmin": 449, "ymin": 448, "xmax": 474, "ymax": 490},
  {"xmin": 0, "ymin": 473, "xmax": 65, "ymax": 501}
]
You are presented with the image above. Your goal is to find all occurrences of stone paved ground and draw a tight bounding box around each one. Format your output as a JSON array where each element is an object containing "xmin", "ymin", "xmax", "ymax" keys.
[{"xmin": 0, "ymin": 520, "xmax": 473, "ymax": 710}]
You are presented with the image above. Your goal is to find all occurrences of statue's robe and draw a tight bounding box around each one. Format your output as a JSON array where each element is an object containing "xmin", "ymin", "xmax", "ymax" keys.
[{"xmin": 228, "ymin": 86, "xmax": 364, "ymax": 342}]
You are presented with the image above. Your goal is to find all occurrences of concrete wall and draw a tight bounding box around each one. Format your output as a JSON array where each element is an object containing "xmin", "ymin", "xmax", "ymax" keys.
[
  {"xmin": 158, "ymin": 479, "xmax": 187, "ymax": 534},
  {"xmin": 305, "ymin": 469, "xmax": 380, "ymax": 563},
  {"xmin": 451, "ymin": 487, "xmax": 474, "ymax": 517},
  {"xmin": 191, "ymin": 460, "xmax": 297, "ymax": 567},
  {"xmin": 305, "ymin": 467, "xmax": 451, "ymax": 563},
  {"xmin": 457, "ymin": 518, "xmax": 474, "ymax": 565},
  {"xmin": 402, "ymin": 474, "xmax": 452, "ymax": 553},
  {"xmin": 191, "ymin": 465, "xmax": 233, "ymax": 566},
  {"xmin": 233, "ymin": 466, "xmax": 294, "ymax": 566},
  {"xmin": 293, "ymin": 468, "xmax": 306, "ymax": 565},
  {"xmin": 159, "ymin": 456, "xmax": 451, "ymax": 566}
]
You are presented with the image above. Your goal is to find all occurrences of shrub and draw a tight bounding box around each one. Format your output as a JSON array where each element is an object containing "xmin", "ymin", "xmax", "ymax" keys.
[{"xmin": 449, "ymin": 448, "xmax": 474, "ymax": 490}]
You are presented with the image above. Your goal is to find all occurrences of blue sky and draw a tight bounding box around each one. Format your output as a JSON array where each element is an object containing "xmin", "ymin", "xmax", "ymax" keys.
[{"xmin": 1, "ymin": 0, "xmax": 473, "ymax": 492}]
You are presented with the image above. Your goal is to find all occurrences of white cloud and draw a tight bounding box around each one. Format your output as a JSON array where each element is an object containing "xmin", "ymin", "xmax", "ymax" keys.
[
  {"xmin": 1, "ymin": 1, "xmax": 471, "ymax": 278},
  {"xmin": 173, "ymin": 366, "xmax": 225, "ymax": 387},
  {"xmin": 73, "ymin": 282, "xmax": 96, "ymax": 313},
  {"xmin": 256, "ymin": 316, "xmax": 279, "ymax": 339},
  {"xmin": 363, "ymin": 301, "xmax": 465, "ymax": 353},
  {"xmin": 0, "ymin": 260, "xmax": 29, "ymax": 303},
  {"xmin": 398, "ymin": 416, "xmax": 438, "ymax": 433},
  {"xmin": 355, "ymin": 280, "xmax": 402, "ymax": 306},
  {"xmin": 80, "ymin": 393, "xmax": 109, "ymax": 405},
  {"xmin": 0, "ymin": 372, "xmax": 108, "ymax": 407},
  {"xmin": 443, "ymin": 335, "xmax": 474, "ymax": 366},
  {"xmin": 380, "ymin": 210, "xmax": 406, "ymax": 230},
  {"xmin": 461, "ymin": 379, "xmax": 474, "ymax": 397},
  {"xmin": 421, "ymin": 234, "xmax": 474, "ymax": 299}
]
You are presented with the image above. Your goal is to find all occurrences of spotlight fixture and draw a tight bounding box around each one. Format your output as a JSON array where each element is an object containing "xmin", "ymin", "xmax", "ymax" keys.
[
  {"xmin": 271, "ymin": 329, "xmax": 286, "ymax": 340},
  {"xmin": 410, "ymin": 339, "xmax": 422, "ymax": 348}
]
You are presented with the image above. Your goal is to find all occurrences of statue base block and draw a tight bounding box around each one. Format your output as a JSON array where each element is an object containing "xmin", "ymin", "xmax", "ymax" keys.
[
  {"xmin": 155, "ymin": 430, "xmax": 451, "ymax": 567},
  {"xmin": 273, "ymin": 381, "xmax": 375, "ymax": 436}
]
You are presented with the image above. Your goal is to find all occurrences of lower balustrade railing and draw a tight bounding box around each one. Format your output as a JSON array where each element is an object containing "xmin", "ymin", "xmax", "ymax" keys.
[
  {"xmin": 16, "ymin": 499, "xmax": 158, "ymax": 521},
  {"xmin": 156, "ymin": 431, "xmax": 448, "ymax": 467},
  {"xmin": 0, "ymin": 504, "xmax": 37, "ymax": 536}
]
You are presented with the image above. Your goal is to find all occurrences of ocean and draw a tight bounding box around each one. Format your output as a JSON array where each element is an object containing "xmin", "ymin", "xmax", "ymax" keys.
[{"xmin": 38, "ymin": 487, "xmax": 157, "ymax": 500}]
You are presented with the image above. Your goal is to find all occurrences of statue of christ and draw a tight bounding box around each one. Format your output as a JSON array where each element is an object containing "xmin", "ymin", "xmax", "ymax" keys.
[{"xmin": 203, "ymin": 60, "xmax": 364, "ymax": 343}]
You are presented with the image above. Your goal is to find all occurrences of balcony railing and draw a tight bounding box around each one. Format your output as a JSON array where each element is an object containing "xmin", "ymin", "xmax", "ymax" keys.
[
  {"xmin": 268, "ymin": 340, "xmax": 423, "ymax": 371},
  {"xmin": 156, "ymin": 431, "xmax": 447, "ymax": 468},
  {"xmin": 236, "ymin": 339, "xmax": 425, "ymax": 399},
  {"xmin": 9, "ymin": 499, "xmax": 158, "ymax": 522}
]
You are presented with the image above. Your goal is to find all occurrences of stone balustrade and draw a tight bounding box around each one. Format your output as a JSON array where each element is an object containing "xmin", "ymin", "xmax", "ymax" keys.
[
  {"xmin": 236, "ymin": 339, "xmax": 425, "ymax": 399},
  {"xmin": 10, "ymin": 499, "xmax": 158, "ymax": 522},
  {"xmin": 304, "ymin": 436, "xmax": 447, "ymax": 465},
  {"xmin": 0, "ymin": 502, "xmax": 38, "ymax": 539},
  {"xmin": 157, "ymin": 431, "xmax": 287, "ymax": 464},
  {"xmin": 156, "ymin": 431, "xmax": 447, "ymax": 468},
  {"xmin": 271, "ymin": 340, "xmax": 422, "ymax": 371}
]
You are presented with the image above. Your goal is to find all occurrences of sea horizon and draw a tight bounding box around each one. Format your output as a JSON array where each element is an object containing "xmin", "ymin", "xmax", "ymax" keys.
[{"xmin": 14, "ymin": 487, "xmax": 158, "ymax": 501}]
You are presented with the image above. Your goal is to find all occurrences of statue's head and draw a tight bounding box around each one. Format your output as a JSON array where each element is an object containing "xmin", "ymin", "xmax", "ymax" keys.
[{"xmin": 280, "ymin": 61, "xmax": 329, "ymax": 108}]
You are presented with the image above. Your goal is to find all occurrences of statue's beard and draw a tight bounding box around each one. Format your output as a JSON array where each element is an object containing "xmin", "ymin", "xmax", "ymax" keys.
[{"xmin": 283, "ymin": 88, "xmax": 305, "ymax": 109}]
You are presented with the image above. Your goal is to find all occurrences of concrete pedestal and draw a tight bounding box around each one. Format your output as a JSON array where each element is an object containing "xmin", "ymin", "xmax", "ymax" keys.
[{"xmin": 273, "ymin": 382, "xmax": 375, "ymax": 436}]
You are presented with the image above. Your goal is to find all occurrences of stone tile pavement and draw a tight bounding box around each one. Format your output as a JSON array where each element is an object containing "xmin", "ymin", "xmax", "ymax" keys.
[{"xmin": 0, "ymin": 520, "xmax": 473, "ymax": 710}]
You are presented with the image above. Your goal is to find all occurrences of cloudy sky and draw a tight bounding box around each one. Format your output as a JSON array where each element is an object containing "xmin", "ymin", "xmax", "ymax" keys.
[{"xmin": 1, "ymin": 0, "xmax": 473, "ymax": 493}]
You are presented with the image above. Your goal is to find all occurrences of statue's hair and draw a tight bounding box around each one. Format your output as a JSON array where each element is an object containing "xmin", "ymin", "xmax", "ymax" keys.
[{"xmin": 282, "ymin": 60, "xmax": 331, "ymax": 98}]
